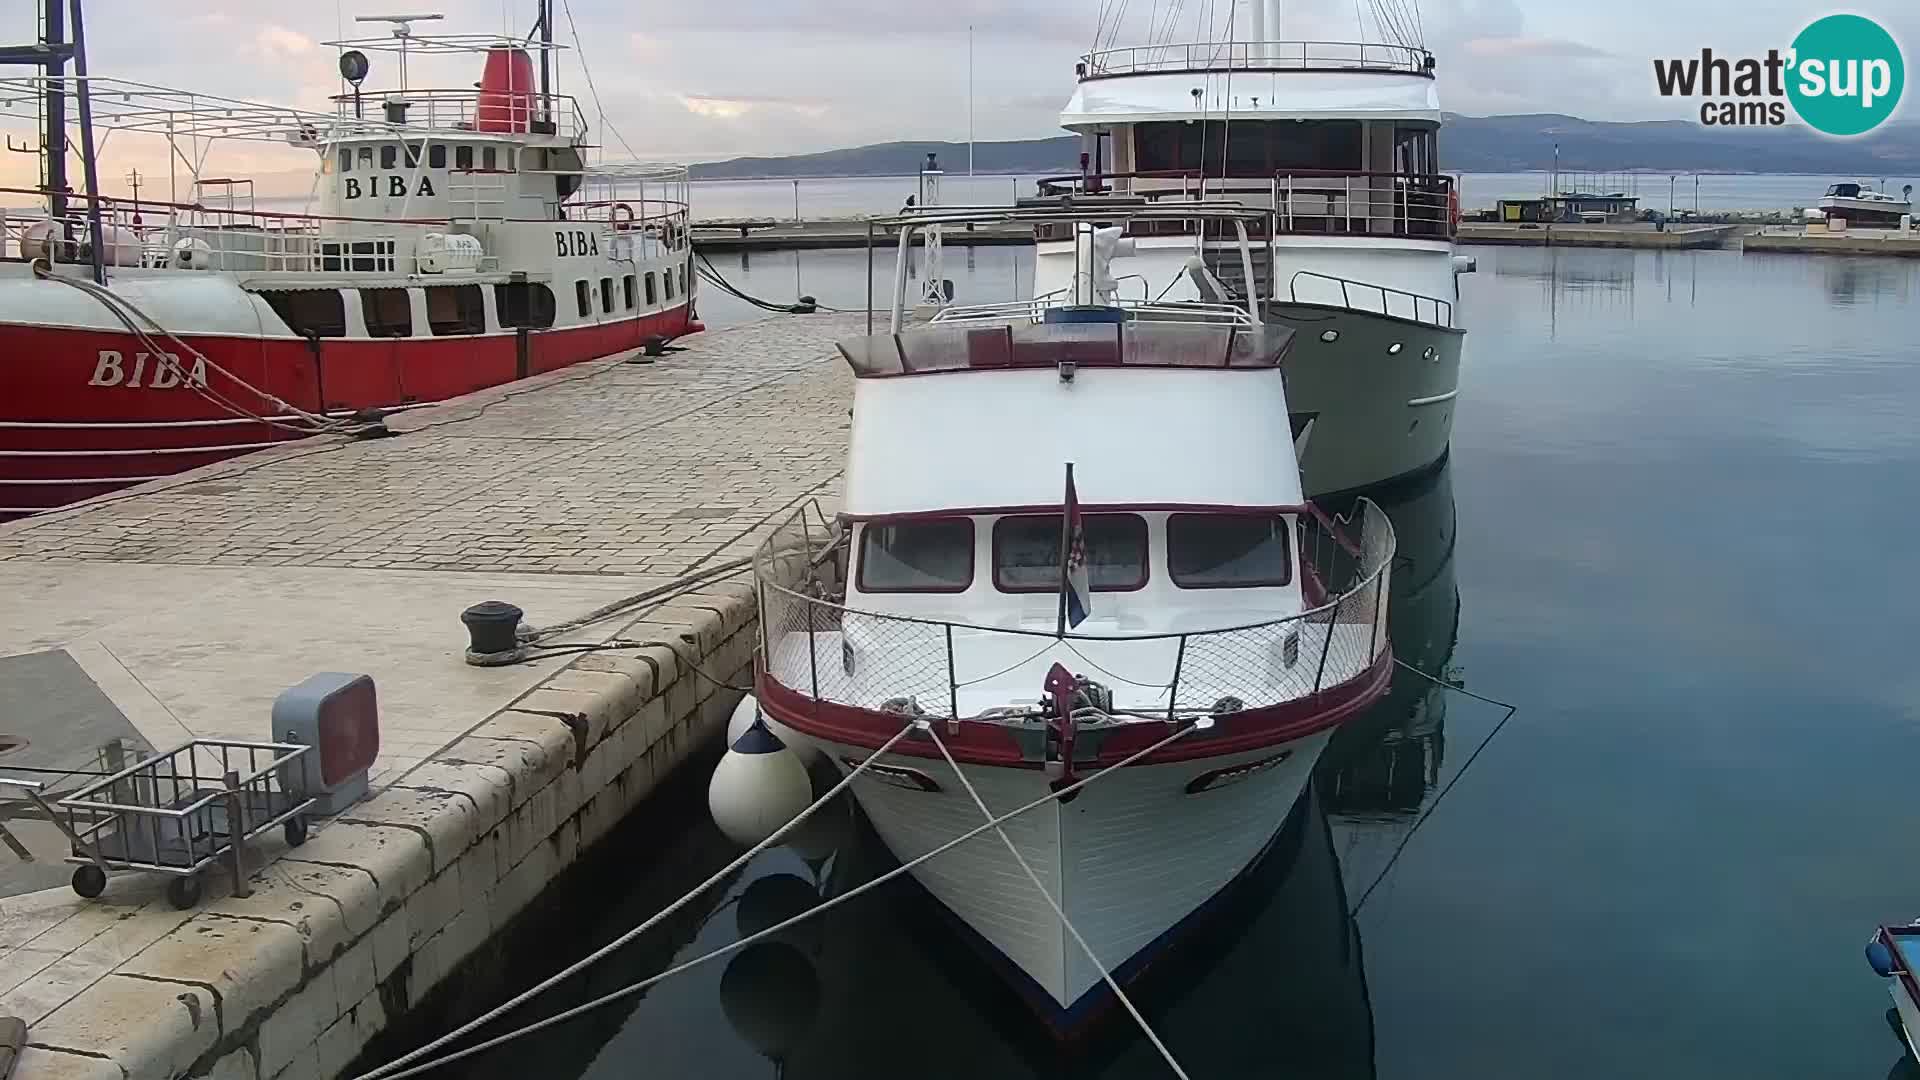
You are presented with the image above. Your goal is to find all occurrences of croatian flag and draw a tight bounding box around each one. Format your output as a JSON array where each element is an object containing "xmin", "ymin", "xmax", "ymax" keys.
[{"xmin": 1063, "ymin": 465, "xmax": 1091, "ymax": 629}]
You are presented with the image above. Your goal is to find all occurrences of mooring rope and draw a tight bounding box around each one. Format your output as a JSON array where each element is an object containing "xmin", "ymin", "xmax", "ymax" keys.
[
  {"xmin": 355, "ymin": 720, "xmax": 1200, "ymax": 1080},
  {"xmin": 354, "ymin": 722, "xmax": 915, "ymax": 1080},
  {"xmin": 1348, "ymin": 658, "xmax": 1520, "ymax": 914},
  {"xmin": 926, "ymin": 724, "xmax": 1194, "ymax": 1080}
]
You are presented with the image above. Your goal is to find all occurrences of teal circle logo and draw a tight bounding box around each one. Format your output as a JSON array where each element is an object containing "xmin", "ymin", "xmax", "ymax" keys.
[{"xmin": 1787, "ymin": 14, "xmax": 1904, "ymax": 136}]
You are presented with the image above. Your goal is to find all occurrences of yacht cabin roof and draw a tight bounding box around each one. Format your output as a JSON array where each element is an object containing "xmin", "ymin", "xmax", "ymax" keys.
[{"xmin": 841, "ymin": 361, "xmax": 1305, "ymax": 518}]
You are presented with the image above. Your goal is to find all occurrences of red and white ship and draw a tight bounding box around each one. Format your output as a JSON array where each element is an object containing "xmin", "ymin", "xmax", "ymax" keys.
[
  {"xmin": 0, "ymin": 3, "xmax": 697, "ymax": 518},
  {"xmin": 748, "ymin": 202, "xmax": 1396, "ymax": 1031}
]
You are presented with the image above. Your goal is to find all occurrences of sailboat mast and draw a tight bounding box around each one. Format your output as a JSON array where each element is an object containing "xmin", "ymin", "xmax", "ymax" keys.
[{"xmin": 538, "ymin": 0, "xmax": 552, "ymax": 124}]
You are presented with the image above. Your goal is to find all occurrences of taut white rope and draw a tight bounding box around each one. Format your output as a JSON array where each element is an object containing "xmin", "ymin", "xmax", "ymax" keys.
[{"xmin": 927, "ymin": 725, "xmax": 1194, "ymax": 1080}]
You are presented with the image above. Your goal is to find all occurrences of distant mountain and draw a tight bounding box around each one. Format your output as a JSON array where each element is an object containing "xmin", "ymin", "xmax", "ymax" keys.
[{"xmin": 690, "ymin": 115, "xmax": 1920, "ymax": 178}]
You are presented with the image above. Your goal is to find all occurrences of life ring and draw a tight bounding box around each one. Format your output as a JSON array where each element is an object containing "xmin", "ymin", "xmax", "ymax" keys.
[
  {"xmin": 1448, "ymin": 186, "xmax": 1461, "ymax": 228},
  {"xmin": 611, "ymin": 202, "xmax": 635, "ymax": 231}
]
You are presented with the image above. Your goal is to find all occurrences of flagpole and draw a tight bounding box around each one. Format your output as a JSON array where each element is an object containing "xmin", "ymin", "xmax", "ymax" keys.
[{"xmin": 1055, "ymin": 462, "xmax": 1074, "ymax": 638}]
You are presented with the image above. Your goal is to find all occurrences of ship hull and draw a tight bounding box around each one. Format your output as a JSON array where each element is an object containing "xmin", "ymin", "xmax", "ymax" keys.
[{"xmin": 806, "ymin": 729, "xmax": 1332, "ymax": 1028}]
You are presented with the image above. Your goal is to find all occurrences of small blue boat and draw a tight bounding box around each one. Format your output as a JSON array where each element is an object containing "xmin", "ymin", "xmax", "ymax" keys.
[{"xmin": 1867, "ymin": 924, "xmax": 1920, "ymax": 1062}]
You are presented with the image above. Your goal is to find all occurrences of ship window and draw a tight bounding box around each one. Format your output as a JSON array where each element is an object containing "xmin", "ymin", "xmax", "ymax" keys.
[
  {"xmin": 425, "ymin": 285, "xmax": 485, "ymax": 336},
  {"xmin": 664, "ymin": 268, "xmax": 676, "ymax": 300},
  {"xmin": 644, "ymin": 273, "xmax": 657, "ymax": 305},
  {"xmin": 622, "ymin": 274, "xmax": 636, "ymax": 310},
  {"xmin": 1168, "ymin": 514, "xmax": 1293, "ymax": 588},
  {"xmin": 429, "ymin": 144, "xmax": 447, "ymax": 169},
  {"xmin": 495, "ymin": 283, "xmax": 556, "ymax": 329},
  {"xmin": 360, "ymin": 288, "xmax": 413, "ymax": 337},
  {"xmin": 357, "ymin": 146, "xmax": 374, "ymax": 168},
  {"xmin": 380, "ymin": 145, "xmax": 397, "ymax": 170},
  {"xmin": 482, "ymin": 146, "xmax": 498, "ymax": 171},
  {"xmin": 993, "ymin": 514, "xmax": 1148, "ymax": 592},
  {"xmin": 573, "ymin": 280, "xmax": 589, "ymax": 318},
  {"xmin": 858, "ymin": 518, "xmax": 974, "ymax": 593},
  {"xmin": 338, "ymin": 149, "xmax": 352, "ymax": 173},
  {"xmin": 403, "ymin": 141, "xmax": 422, "ymax": 168},
  {"xmin": 261, "ymin": 289, "xmax": 346, "ymax": 338},
  {"xmin": 455, "ymin": 145, "xmax": 473, "ymax": 170},
  {"xmin": 599, "ymin": 277, "xmax": 613, "ymax": 313},
  {"xmin": 678, "ymin": 264, "xmax": 687, "ymax": 295}
]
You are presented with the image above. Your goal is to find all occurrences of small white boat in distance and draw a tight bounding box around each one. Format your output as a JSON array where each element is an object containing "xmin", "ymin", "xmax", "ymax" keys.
[
  {"xmin": 1819, "ymin": 182, "xmax": 1913, "ymax": 228},
  {"xmin": 749, "ymin": 201, "xmax": 1396, "ymax": 1033}
]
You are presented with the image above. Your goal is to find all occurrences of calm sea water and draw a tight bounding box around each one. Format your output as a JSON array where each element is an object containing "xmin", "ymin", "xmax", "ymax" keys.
[
  {"xmin": 366, "ymin": 246, "xmax": 1920, "ymax": 1079},
  {"xmin": 686, "ymin": 173, "xmax": 1920, "ymax": 220}
]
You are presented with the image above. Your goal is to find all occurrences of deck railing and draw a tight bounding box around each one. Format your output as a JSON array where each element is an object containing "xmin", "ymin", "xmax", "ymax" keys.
[
  {"xmin": 1081, "ymin": 40, "xmax": 1434, "ymax": 78},
  {"xmin": 330, "ymin": 88, "xmax": 588, "ymax": 140},
  {"xmin": 754, "ymin": 501, "xmax": 1395, "ymax": 723},
  {"xmin": 1033, "ymin": 170, "xmax": 1456, "ymax": 241}
]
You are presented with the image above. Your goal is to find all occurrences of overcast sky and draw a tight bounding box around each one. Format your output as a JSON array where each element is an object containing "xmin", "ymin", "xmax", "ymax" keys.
[{"xmin": 2, "ymin": 0, "xmax": 1915, "ymax": 193}]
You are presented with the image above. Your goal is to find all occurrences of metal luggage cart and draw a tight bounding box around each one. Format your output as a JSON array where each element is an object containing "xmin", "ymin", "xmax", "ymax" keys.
[{"xmin": 3, "ymin": 739, "xmax": 317, "ymax": 909}]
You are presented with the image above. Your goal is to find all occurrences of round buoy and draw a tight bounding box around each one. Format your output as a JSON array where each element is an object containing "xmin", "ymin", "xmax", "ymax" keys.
[
  {"xmin": 727, "ymin": 695, "xmax": 818, "ymax": 765},
  {"xmin": 708, "ymin": 716, "xmax": 813, "ymax": 847},
  {"xmin": 736, "ymin": 872, "xmax": 821, "ymax": 941},
  {"xmin": 719, "ymin": 942, "xmax": 821, "ymax": 1062}
]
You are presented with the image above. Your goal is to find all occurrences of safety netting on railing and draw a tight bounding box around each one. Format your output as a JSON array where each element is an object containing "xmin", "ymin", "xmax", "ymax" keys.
[{"xmin": 755, "ymin": 500, "xmax": 1395, "ymax": 721}]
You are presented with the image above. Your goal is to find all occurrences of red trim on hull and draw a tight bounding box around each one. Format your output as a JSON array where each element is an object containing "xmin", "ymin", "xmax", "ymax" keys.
[
  {"xmin": 0, "ymin": 306, "xmax": 694, "ymax": 515},
  {"xmin": 755, "ymin": 647, "xmax": 1393, "ymax": 768}
]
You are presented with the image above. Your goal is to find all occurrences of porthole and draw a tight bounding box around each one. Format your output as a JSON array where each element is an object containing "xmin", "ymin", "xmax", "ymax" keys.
[
  {"xmin": 1387, "ymin": 342, "xmax": 1404, "ymax": 355},
  {"xmin": 1423, "ymin": 345, "xmax": 1437, "ymax": 361},
  {"xmin": 1320, "ymin": 329, "xmax": 1339, "ymax": 343}
]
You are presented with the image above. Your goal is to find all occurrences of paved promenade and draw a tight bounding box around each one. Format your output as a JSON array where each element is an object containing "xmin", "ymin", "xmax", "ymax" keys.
[{"xmin": 0, "ymin": 313, "xmax": 860, "ymax": 1080}]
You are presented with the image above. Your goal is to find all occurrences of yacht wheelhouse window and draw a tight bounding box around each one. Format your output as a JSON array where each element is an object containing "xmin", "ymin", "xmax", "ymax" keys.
[
  {"xmin": 992, "ymin": 514, "xmax": 1148, "ymax": 592},
  {"xmin": 1167, "ymin": 514, "xmax": 1292, "ymax": 588},
  {"xmin": 1394, "ymin": 125, "xmax": 1438, "ymax": 176},
  {"xmin": 599, "ymin": 277, "xmax": 614, "ymax": 313},
  {"xmin": 495, "ymin": 282, "xmax": 556, "ymax": 328},
  {"xmin": 858, "ymin": 519, "xmax": 974, "ymax": 592},
  {"xmin": 481, "ymin": 146, "xmax": 498, "ymax": 171},
  {"xmin": 1828, "ymin": 183, "xmax": 1860, "ymax": 197},
  {"xmin": 622, "ymin": 275, "xmax": 636, "ymax": 310},
  {"xmin": 261, "ymin": 289, "xmax": 346, "ymax": 338},
  {"xmin": 360, "ymin": 288, "xmax": 412, "ymax": 337},
  {"xmin": 429, "ymin": 145, "xmax": 447, "ymax": 169},
  {"xmin": 1134, "ymin": 120, "xmax": 1363, "ymax": 174},
  {"xmin": 403, "ymin": 142, "xmax": 422, "ymax": 168},
  {"xmin": 338, "ymin": 149, "xmax": 352, "ymax": 173},
  {"xmin": 425, "ymin": 285, "xmax": 485, "ymax": 336},
  {"xmin": 356, "ymin": 146, "xmax": 374, "ymax": 169},
  {"xmin": 380, "ymin": 145, "xmax": 397, "ymax": 170},
  {"xmin": 644, "ymin": 273, "xmax": 657, "ymax": 304},
  {"xmin": 574, "ymin": 280, "xmax": 591, "ymax": 318},
  {"xmin": 455, "ymin": 145, "xmax": 474, "ymax": 170}
]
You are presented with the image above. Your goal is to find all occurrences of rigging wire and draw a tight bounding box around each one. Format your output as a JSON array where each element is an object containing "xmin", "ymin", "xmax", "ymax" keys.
[{"xmin": 1349, "ymin": 658, "xmax": 1521, "ymax": 914}]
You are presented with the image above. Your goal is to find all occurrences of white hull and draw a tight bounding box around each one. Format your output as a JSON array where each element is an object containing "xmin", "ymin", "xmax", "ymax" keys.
[{"xmin": 813, "ymin": 731, "xmax": 1330, "ymax": 1012}]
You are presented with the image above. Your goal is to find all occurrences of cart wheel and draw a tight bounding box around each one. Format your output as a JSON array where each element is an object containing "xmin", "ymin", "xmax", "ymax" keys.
[
  {"xmin": 284, "ymin": 816, "xmax": 308, "ymax": 848},
  {"xmin": 166, "ymin": 874, "xmax": 203, "ymax": 910},
  {"xmin": 71, "ymin": 864, "xmax": 107, "ymax": 899}
]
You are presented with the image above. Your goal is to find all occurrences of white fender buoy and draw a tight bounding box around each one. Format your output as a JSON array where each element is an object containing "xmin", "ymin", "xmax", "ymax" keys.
[
  {"xmin": 728, "ymin": 695, "xmax": 818, "ymax": 765},
  {"xmin": 719, "ymin": 942, "xmax": 821, "ymax": 1062},
  {"xmin": 708, "ymin": 715, "xmax": 812, "ymax": 847}
]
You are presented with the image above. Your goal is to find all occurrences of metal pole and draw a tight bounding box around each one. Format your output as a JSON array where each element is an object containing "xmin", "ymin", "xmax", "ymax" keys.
[
  {"xmin": 967, "ymin": 25, "xmax": 975, "ymax": 178},
  {"xmin": 44, "ymin": 0, "xmax": 69, "ymax": 226},
  {"xmin": 1054, "ymin": 462, "xmax": 1074, "ymax": 639},
  {"xmin": 792, "ymin": 179, "xmax": 800, "ymax": 223},
  {"xmin": 538, "ymin": 0, "xmax": 553, "ymax": 125},
  {"xmin": 946, "ymin": 624, "xmax": 959, "ymax": 719},
  {"xmin": 68, "ymin": 0, "xmax": 106, "ymax": 285},
  {"xmin": 223, "ymin": 770, "xmax": 251, "ymax": 898}
]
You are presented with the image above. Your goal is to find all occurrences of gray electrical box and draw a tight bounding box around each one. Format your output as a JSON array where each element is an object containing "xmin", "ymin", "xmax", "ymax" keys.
[{"xmin": 272, "ymin": 672, "xmax": 379, "ymax": 816}]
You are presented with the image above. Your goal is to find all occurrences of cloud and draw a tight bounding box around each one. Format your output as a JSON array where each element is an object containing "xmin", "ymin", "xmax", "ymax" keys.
[
  {"xmin": 678, "ymin": 95, "xmax": 831, "ymax": 121},
  {"xmin": 251, "ymin": 26, "xmax": 317, "ymax": 61},
  {"xmin": 1462, "ymin": 35, "xmax": 1611, "ymax": 59}
]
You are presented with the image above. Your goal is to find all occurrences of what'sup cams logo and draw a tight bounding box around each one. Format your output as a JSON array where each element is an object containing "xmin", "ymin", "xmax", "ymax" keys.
[{"xmin": 1653, "ymin": 14, "xmax": 1904, "ymax": 136}]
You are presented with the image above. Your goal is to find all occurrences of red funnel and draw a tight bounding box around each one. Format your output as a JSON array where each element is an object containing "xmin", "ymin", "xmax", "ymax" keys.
[{"xmin": 476, "ymin": 47, "xmax": 535, "ymax": 133}]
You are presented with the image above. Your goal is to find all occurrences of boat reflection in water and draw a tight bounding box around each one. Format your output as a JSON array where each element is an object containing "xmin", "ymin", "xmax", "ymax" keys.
[{"xmin": 710, "ymin": 460, "xmax": 1461, "ymax": 1079}]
